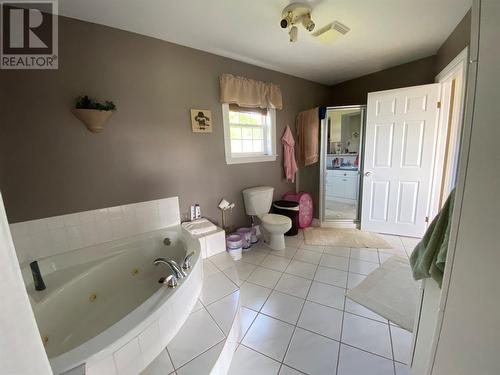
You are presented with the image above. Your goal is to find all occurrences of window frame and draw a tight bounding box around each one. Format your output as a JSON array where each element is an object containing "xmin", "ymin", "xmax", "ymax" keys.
[{"xmin": 222, "ymin": 103, "xmax": 277, "ymax": 165}]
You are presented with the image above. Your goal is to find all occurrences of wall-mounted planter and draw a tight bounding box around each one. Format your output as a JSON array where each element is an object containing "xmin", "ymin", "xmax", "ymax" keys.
[{"xmin": 73, "ymin": 108, "xmax": 115, "ymax": 133}]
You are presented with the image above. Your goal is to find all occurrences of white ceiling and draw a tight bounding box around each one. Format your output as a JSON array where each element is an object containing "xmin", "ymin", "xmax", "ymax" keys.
[{"xmin": 59, "ymin": 0, "xmax": 472, "ymax": 85}]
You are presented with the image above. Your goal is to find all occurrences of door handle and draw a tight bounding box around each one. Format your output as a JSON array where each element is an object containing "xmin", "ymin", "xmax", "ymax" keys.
[{"xmin": 364, "ymin": 171, "xmax": 372, "ymax": 177}]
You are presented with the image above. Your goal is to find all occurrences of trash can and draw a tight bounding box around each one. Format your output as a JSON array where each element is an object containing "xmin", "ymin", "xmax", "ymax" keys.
[{"xmin": 272, "ymin": 200, "xmax": 300, "ymax": 236}]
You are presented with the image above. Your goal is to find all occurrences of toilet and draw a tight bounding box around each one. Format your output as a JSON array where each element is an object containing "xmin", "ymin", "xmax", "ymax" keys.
[{"xmin": 242, "ymin": 186, "xmax": 292, "ymax": 250}]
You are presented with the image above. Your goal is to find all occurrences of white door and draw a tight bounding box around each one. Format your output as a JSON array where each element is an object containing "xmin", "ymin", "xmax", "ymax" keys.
[{"xmin": 361, "ymin": 84, "xmax": 440, "ymax": 237}]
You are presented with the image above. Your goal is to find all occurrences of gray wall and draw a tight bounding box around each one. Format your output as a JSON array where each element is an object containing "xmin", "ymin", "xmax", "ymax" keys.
[
  {"xmin": 327, "ymin": 56, "xmax": 437, "ymax": 107},
  {"xmin": 0, "ymin": 17, "xmax": 329, "ymax": 227},
  {"xmin": 299, "ymin": 9, "xmax": 472, "ymax": 218},
  {"xmin": 299, "ymin": 56, "xmax": 437, "ymax": 217},
  {"xmin": 435, "ymin": 10, "xmax": 471, "ymax": 75},
  {"xmin": 0, "ymin": 9, "xmax": 472, "ymax": 224}
]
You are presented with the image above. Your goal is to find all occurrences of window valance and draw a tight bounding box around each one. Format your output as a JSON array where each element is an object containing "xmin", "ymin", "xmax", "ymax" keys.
[{"xmin": 220, "ymin": 73, "xmax": 283, "ymax": 110}]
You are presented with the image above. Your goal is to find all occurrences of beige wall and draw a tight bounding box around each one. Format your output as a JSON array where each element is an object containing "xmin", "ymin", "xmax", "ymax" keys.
[{"xmin": 0, "ymin": 16, "xmax": 329, "ymax": 227}]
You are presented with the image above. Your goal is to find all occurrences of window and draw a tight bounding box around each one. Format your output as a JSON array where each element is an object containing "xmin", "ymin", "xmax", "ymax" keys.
[{"xmin": 222, "ymin": 103, "xmax": 276, "ymax": 164}]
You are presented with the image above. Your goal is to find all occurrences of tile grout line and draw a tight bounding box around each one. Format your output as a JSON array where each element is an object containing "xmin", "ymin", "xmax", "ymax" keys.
[
  {"xmin": 240, "ymin": 303, "xmax": 396, "ymax": 362},
  {"xmin": 168, "ymin": 297, "xmax": 227, "ymax": 372},
  {"xmin": 238, "ymin": 262, "xmax": 284, "ymax": 345},
  {"xmin": 388, "ymin": 315, "xmax": 397, "ymax": 375},
  {"xmin": 334, "ymin": 246, "xmax": 352, "ymax": 375},
  {"xmin": 164, "ymin": 346, "xmax": 177, "ymax": 374},
  {"xmin": 277, "ymin": 252, "xmax": 319, "ymax": 373},
  {"xmin": 238, "ymin": 239, "xmax": 310, "ymax": 373},
  {"xmin": 174, "ymin": 336, "xmax": 226, "ymax": 372},
  {"xmin": 199, "ymin": 296, "xmax": 232, "ymax": 338},
  {"xmin": 242, "ymin": 270, "xmax": 393, "ymax": 326},
  {"xmin": 173, "ymin": 277, "xmax": 241, "ymax": 372},
  {"xmin": 239, "ymin": 343, "xmax": 307, "ymax": 375},
  {"xmin": 209, "ymin": 234, "xmax": 407, "ymax": 373}
]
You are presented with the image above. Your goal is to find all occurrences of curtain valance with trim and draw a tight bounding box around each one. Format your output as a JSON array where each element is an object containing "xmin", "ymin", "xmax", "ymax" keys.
[{"xmin": 220, "ymin": 73, "xmax": 283, "ymax": 110}]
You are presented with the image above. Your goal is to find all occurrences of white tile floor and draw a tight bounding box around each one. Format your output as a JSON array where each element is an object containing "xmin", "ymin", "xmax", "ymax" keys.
[
  {"xmin": 223, "ymin": 230, "xmax": 416, "ymax": 375},
  {"xmin": 142, "ymin": 262, "xmax": 241, "ymax": 375},
  {"xmin": 143, "ymin": 230, "xmax": 417, "ymax": 375}
]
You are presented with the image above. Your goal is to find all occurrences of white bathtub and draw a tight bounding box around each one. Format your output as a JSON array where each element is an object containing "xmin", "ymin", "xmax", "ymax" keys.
[{"xmin": 23, "ymin": 226, "xmax": 202, "ymax": 375}]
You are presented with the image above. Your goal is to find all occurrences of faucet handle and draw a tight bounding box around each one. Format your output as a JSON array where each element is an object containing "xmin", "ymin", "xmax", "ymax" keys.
[
  {"xmin": 170, "ymin": 260, "xmax": 187, "ymax": 278},
  {"xmin": 182, "ymin": 252, "xmax": 195, "ymax": 270},
  {"xmin": 159, "ymin": 274, "xmax": 178, "ymax": 288}
]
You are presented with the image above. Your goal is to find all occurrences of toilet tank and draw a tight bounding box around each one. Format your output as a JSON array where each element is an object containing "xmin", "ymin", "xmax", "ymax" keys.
[{"xmin": 242, "ymin": 186, "xmax": 274, "ymax": 216}]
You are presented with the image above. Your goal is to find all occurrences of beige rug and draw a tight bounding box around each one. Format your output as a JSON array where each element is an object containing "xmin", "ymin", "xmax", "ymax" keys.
[
  {"xmin": 304, "ymin": 227, "xmax": 392, "ymax": 249},
  {"xmin": 346, "ymin": 256, "xmax": 419, "ymax": 331}
]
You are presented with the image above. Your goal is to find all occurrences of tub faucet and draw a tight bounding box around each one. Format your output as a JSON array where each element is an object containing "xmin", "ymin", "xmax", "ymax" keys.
[
  {"xmin": 30, "ymin": 261, "xmax": 46, "ymax": 291},
  {"xmin": 153, "ymin": 258, "xmax": 186, "ymax": 279},
  {"xmin": 182, "ymin": 252, "xmax": 195, "ymax": 270}
]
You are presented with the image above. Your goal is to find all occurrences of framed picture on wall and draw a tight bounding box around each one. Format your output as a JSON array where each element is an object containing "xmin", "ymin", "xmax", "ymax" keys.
[{"xmin": 190, "ymin": 109, "xmax": 212, "ymax": 133}]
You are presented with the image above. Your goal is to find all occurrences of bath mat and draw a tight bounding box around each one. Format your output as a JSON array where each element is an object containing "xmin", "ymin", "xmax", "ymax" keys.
[
  {"xmin": 346, "ymin": 256, "xmax": 419, "ymax": 331},
  {"xmin": 303, "ymin": 227, "xmax": 392, "ymax": 249}
]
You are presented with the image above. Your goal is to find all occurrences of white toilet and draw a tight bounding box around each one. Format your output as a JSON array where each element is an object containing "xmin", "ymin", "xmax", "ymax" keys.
[{"xmin": 242, "ymin": 186, "xmax": 292, "ymax": 250}]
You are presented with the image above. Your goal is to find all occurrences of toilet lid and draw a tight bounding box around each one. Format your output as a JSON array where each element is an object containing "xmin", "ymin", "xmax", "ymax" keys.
[{"xmin": 261, "ymin": 213, "xmax": 291, "ymax": 225}]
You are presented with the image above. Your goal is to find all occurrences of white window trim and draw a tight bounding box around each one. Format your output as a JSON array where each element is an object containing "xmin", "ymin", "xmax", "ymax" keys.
[{"xmin": 222, "ymin": 103, "xmax": 277, "ymax": 165}]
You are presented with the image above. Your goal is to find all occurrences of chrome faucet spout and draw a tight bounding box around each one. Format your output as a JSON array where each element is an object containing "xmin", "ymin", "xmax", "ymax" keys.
[{"xmin": 153, "ymin": 258, "xmax": 186, "ymax": 279}]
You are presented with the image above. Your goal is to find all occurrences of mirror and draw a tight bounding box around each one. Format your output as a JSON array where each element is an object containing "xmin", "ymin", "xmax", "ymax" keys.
[{"xmin": 324, "ymin": 107, "xmax": 364, "ymax": 221}]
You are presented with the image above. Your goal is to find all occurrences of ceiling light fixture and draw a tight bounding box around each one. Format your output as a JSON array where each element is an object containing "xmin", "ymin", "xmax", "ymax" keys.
[
  {"xmin": 280, "ymin": 3, "xmax": 315, "ymax": 42},
  {"xmin": 280, "ymin": 2, "xmax": 350, "ymax": 44}
]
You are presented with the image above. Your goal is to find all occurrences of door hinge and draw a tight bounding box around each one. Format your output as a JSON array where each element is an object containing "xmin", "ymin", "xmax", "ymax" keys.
[
  {"xmin": 437, "ymin": 101, "xmax": 441, "ymax": 109},
  {"xmin": 425, "ymin": 216, "xmax": 429, "ymax": 223}
]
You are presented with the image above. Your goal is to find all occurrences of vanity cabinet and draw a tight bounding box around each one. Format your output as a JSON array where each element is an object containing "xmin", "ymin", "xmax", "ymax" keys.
[{"xmin": 325, "ymin": 170, "xmax": 359, "ymax": 202}]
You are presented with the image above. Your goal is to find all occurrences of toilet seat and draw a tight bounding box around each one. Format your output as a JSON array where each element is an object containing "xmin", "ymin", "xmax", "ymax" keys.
[
  {"xmin": 261, "ymin": 213, "xmax": 291, "ymax": 225},
  {"xmin": 260, "ymin": 213, "xmax": 292, "ymax": 234}
]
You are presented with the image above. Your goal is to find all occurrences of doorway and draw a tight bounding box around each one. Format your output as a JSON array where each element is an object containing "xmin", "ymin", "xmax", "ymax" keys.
[
  {"xmin": 319, "ymin": 105, "xmax": 365, "ymax": 225},
  {"xmin": 428, "ymin": 47, "xmax": 468, "ymax": 221}
]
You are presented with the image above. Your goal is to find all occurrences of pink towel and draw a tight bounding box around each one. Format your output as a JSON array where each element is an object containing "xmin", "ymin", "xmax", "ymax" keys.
[{"xmin": 282, "ymin": 125, "xmax": 298, "ymax": 182}]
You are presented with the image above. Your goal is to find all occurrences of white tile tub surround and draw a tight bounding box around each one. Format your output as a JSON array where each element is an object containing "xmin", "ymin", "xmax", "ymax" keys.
[
  {"xmin": 10, "ymin": 197, "xmax": 180, "ymax": 263},
  {"xmin": 143, "ymin": 264, "xmax": 242, "ymax": 375},
  {"xmin": 82, "ymin": 253, "xmax": 202, "ymax": 375}
]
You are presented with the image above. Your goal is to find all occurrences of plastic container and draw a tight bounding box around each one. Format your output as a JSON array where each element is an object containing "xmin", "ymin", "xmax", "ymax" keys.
[
  {"xmin": 250, "ymin": 226, "xmax": 259, "ymax": 244},
  {"xmin": 236, "ymin": 228, "xmax": 252, "ymax": 249},
  {"xmin": 226, "ymin": 234, "xmax": 242, "ymax": 249},
  {"xmin": 272, "ymin": 200, "xmax": 300, "ymax": 236},
  {"xmin": 228, "ymin": 246, "xmax": 242, "ymax": 260},
  {"xmin": 282, "ymin": 192, "xmax": 314, "ymax": 229}
]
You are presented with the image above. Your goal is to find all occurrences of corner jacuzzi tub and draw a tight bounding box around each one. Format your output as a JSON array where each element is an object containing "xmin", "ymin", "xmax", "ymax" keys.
[{"xmin": 23, "ymin": 226, "xmax": 202, "ymax": 374}]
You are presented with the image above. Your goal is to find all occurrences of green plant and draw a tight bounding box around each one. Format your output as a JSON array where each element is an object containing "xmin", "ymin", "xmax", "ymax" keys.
[{"xmin": 75, "ymin": 95, "xmax": 116, "ymax": 111}]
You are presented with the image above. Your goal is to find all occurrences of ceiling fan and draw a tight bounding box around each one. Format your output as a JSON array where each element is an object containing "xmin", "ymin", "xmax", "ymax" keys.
[{"xmin": 280, "ymin": 2, "xmax": 350, "ymax": 43}]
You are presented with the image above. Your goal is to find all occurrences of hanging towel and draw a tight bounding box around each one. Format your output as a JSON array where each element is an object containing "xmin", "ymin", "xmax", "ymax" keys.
[
  {"xmin": 296, "ymin": 107, "xmax": 319, "ymax": 167},
  {"xmin": 409, "ymin": 189, "xmax": 455, "ymax": 287},
  {"xmin": 281, "ymin": 125, "xmax": 298, "ymax": 182}
]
